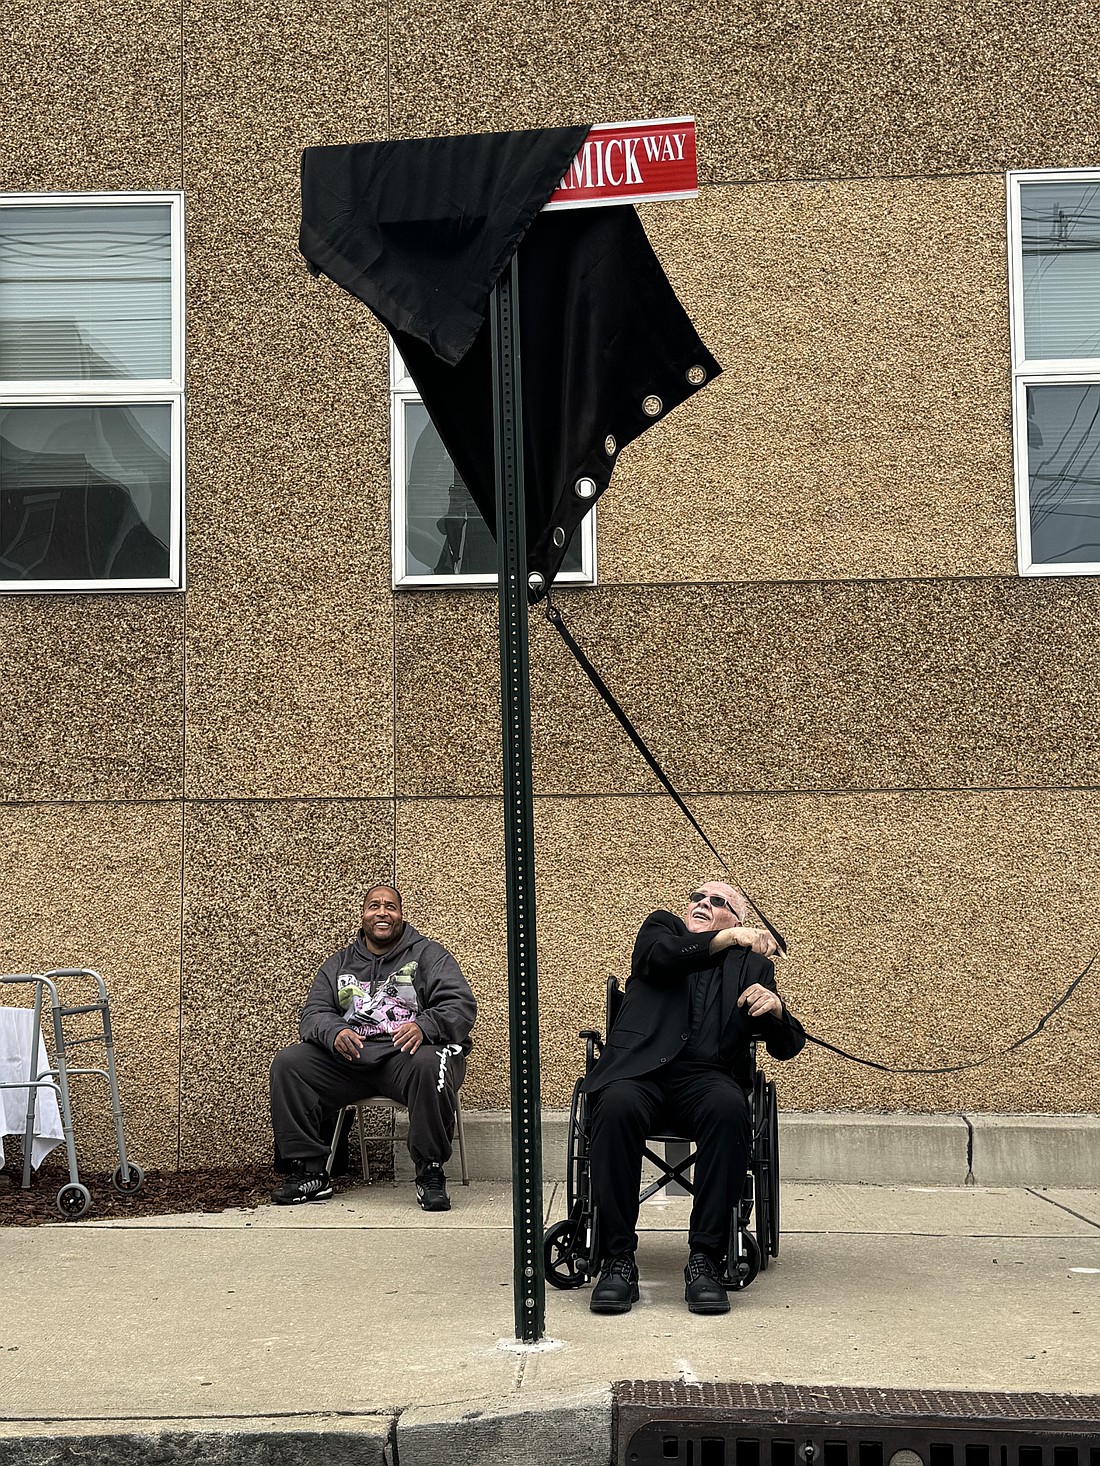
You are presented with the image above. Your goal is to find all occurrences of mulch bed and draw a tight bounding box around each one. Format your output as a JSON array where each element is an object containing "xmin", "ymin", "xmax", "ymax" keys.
[
  {"xmin": 1, "ymin": 1124, "xmax": 396, "ymax": 1225},
  {"xmin": 0, "ymin": 1163, "xmax": 277, "ymax": 1225}
]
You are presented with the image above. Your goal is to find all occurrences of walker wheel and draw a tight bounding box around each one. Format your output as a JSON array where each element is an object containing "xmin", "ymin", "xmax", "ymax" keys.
[
  {"xmin": 57, "ymin": 1182, "xmax": 92, "ymax": 1220},
  {"xmin": 111, "ymin": 1163, "xmax": 144, "ymax": 1195}
]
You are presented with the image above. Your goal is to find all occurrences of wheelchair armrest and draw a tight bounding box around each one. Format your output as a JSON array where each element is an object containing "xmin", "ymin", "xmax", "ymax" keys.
[{"xmin": 579, "ymin": 1029, "xmax": 603, "ymax": 1074}]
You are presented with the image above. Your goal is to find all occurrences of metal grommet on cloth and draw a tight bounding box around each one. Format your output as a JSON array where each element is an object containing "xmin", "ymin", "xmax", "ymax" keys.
[
  {"xmin": 552, "ymin": 527, "xmax": 566, "ymax": 548},
  {"xmin": 686, "ymin": 365, "xmax": 706, "ymax": 385},
  {"xmin": 574, "ymin": 477, "xmax": 597, "ymax": 499},
  {"xmin": 604, "ymin": 434, "xmax": 617, "ymax": 456},
  {"xmin": 642, "ymin": 394, "xmax": 662, "ymax": 416},
  {"xmin": 527, "ymin": 572, "xmax": 545, "ymax": 593}
]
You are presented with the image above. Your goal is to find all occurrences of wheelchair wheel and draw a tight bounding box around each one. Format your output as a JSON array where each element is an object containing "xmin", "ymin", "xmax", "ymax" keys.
[
  {"xmin": 566, "ymin": 1077, "xmax": 589, "ymax": 1215},
  {"xmin": 544, "ymin": 1218, "xmax": 590, "ymax": 1290},
  {"xmin": 752, "ymin": 1071, "xmax": 771, "ymax": 1271},
  {"xmin": 765, "ymin": 1078, "xmax": 780, "ymax": 1258},
  {"xmin": 723, "ymin": 1224, "xmax": 761, "ymax": 1290}
]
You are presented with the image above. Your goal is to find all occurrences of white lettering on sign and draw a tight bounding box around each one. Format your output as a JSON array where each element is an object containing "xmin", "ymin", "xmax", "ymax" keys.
[
  {"xmin": 641, "ymin": 132, "xmax": 687, "ymax": 163},
  {"xmin": 558, "ymin": 135, "xmax": 679, "ymax": 193},
  {"xmin": 544, "ymin": 116, "xmax": 698, "ymax": 212}
]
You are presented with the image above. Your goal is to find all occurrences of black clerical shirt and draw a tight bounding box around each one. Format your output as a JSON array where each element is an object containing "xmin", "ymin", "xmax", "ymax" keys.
[{"xmin": 680, "ymin": 963, "xmax": 726, "ymax": 1066}]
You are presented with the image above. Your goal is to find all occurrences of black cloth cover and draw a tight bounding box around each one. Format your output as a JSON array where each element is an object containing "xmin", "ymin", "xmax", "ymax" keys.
[{"xmin": 300, "ymin": 129, "xmax": 721, "ymax": 593}]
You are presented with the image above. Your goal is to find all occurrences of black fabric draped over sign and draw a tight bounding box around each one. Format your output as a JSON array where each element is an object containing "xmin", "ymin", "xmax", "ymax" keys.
[{"xmin": 300, "ymin": 128, "xmax": 721, "ymax": 594}]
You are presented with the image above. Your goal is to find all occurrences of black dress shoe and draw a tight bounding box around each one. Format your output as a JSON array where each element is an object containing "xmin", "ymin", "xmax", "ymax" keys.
[
  {"xmin": 684, "ymin": 1252, "xmax": 730, "ymax": 1314},
  {"xmin": 590, "ymin": 1252, "xmax": 640, "ymax": 1314}
]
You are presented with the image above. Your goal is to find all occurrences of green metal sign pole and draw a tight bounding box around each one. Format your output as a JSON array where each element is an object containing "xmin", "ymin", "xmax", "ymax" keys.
[{"xmin": 490, "ymin": 252, "xmax": 545, "ymax": 1343}]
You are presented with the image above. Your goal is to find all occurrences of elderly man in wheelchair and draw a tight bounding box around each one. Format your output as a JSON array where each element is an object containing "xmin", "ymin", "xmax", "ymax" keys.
[{"xmin": 544, "ymin": 880, "xmax": 804, "ymax": 1316}]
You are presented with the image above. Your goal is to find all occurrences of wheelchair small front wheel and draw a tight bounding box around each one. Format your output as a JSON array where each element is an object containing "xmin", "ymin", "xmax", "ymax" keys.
[
  {"xmin": 544, "ymin": 1219, "xmax": 591, "ymax": 1290},
  {"xmin": 724, "ymin": 1228, "xmax": 761, "ymax": 1290}
]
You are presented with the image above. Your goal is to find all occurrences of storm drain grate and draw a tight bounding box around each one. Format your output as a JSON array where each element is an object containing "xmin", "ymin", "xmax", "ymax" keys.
[{"xmin": 614, "ymin": 1382, "xmax": 1100, "ymax": 1466}]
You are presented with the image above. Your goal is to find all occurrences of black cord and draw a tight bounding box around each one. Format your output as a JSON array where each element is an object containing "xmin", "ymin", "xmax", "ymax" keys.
[{"xmin": 801, "ymin": 953, "xmax": 1096, "ymax": 1074}]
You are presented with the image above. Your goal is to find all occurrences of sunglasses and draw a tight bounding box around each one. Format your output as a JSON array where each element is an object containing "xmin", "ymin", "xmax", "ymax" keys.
[{"xmin": 689, "ymin": 889, "xmax": 737, "ymax": 911}]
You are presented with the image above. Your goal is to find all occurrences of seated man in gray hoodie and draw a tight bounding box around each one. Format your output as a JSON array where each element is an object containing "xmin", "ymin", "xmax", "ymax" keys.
[{"xmin": 270, "ymin": 884, "xmax": 477, "ymax": 1211}]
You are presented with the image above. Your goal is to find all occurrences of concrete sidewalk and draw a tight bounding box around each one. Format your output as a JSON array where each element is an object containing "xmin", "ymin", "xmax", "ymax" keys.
[{"xmin": 1, "ymin": 1181, "xmax": 1098, "ymax": 1466}]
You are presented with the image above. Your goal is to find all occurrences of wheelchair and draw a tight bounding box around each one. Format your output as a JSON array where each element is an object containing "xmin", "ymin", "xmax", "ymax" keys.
[{"xmin": 543, "ymin": 976, "xmax": 781, "ymax": 1292}]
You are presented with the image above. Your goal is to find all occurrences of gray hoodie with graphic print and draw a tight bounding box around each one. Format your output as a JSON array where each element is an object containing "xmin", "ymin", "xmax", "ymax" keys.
[{"xmin": 298, "ymin": 921, "xmax": 476, "ymax": 1054}]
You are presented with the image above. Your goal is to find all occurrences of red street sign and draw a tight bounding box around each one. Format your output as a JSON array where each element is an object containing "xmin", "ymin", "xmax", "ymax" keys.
[{"xmin": 544, "ymin": 117, "xmax": 697, "ymax": 211}]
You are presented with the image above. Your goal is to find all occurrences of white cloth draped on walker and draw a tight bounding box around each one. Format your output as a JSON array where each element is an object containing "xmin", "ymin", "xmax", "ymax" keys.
[{"xmin": 0, "ymin": 1006, "xmax": 64, "ymax": 1170}]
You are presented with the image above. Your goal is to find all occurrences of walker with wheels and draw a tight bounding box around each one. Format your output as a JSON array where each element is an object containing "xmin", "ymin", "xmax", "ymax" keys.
[{"xmin": 0, "ymin": 969, "xmax": 143, "ymax": 1219}]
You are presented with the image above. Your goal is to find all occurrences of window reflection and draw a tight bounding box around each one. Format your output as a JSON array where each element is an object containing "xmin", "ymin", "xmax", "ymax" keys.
[
  {"xmin": 1027, "ymin": 383, "xmax": 1100, "ymax": 564},
  {"xmin": 1020, "ymin": 181, "xmax": 1100, "ymax": 362},
  {"xmin": 403, "ymin": 402, "xmax": 583, "ymax": 577},
  {"xmin": 0, "ymin": 404, "xmax": 170, "ymax": 581}
]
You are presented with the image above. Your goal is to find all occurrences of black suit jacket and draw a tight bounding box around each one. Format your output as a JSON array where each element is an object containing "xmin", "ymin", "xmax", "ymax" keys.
[{"xmin": 581, "ymin": 910, "xmax": 806, "ymax": 1093}]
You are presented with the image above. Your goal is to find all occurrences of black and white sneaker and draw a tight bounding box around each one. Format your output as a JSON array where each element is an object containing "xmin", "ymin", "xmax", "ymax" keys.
[
  {"xmin": 416, "ymin": 1162, "xmax": 451, "ymax": 1212},
  {"xmin": 271, "ymin": 1164, "xmax": 333, "ymax": 1205}
]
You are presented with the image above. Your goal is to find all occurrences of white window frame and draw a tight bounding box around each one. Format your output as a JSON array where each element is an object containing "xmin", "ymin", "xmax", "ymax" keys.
[
  {"xmin": 1008, "ymin": 168, "xmax": 1100, "ymax": 578},
  {"xmin": 0, "ymin": 190, "xmax": 186, "ymax": 593},
  {"xmin": 390, "ymin": 344, "xmax": 597, "ymax": 589}
]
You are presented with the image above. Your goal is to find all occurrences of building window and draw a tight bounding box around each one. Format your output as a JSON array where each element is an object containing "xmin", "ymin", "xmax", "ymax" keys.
[
  {"xmin": 390, "ymin": 346, "xmax": 596, "ymax": 588},
  {"xmin": 0, "ymin": 192, "xmax": 184, "ymax": 592},
  {"xmin": 1009, "ymin": 170, "xmax": 1100, "ymax": 576}
]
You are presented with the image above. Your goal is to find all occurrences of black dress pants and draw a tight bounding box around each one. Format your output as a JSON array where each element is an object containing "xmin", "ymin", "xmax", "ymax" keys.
[
  {"xmin": 270, "ymin": 1038, "xmax": 465, "ymax": 1171},
  {"xmin": 588, "ymin": 1061, "xmax": 751, "ymax": 1259}
]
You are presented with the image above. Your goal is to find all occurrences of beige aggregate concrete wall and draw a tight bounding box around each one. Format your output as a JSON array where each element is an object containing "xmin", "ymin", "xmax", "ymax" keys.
[
  {"xmin": 183, "ymin": 0, "xmax": 393, "ymax": 801},
  {"xmin": 615, "ymin": 177, "xmax": 1014, "ymax": 585},
  {"xmin": 0, "ymin": 0, "xmax": 181, "ymax": 193},
  {"xmin": 388, "ymin": 0, "xmax": 1100, "ymax": 181},
  {"xmin": 0, "ymin": 599, "xmax": 184, "ymax": 803},
  {"xmin": 398, "ymin": 790, "xmax": 1099, "ymax": 1117},
  {"xmin": 0, "ymin": 802, "xmax": 183, "ymax": 1168}
]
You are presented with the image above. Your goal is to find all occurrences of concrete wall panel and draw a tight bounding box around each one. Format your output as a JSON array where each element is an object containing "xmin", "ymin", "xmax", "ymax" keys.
[
  {"xmin": 0, "ymin": 0, "xmax": 181, "ymax": 192},
  {"xmin": 610, "ymin": 176, "xmax": 1014, "ymax": 586},
  {"xmin": 0, "ymin": 598, "xmax": 184, "ymax": 803},
  {"xmin": 775, "ymin": 2, "xmax": 1004, "ymax": 180},
  {"xmin": 1004, "ymin": 2, "xmax": 1100, "ymax": 170},
  {"xmin": 388, "ymin": 0, "xmax": 1007, "ymax": 184},
  {"xmin": 179, "ymin": 797, "xmax": 392, "ymax": 1165},
  {"xmin": 184, "ymin": 574, "xmax": 396, "ymax": 802},
  {"xmin": 0, "ymin": 801, "xmax": 183, "ymax": 1169}
]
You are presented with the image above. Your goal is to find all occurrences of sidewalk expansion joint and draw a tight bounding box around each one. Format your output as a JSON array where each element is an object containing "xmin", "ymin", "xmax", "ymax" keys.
[{"xmin": 1025, "ymin": 1186, "xmax": 1100, "ymax": 1230}]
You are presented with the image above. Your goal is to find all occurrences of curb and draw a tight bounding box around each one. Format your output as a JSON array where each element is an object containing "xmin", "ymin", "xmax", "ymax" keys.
[
  {"xmin": 396, "ymin": 1385, "xmax": 612, "ymax": 1466},
  {"xmin": 0, "ymin": 1418, "xmax": 395, "ymax": 1466},
  {"xmin": 0, "ymin": 1399, "xmax": 614, "ymax": 1466}
]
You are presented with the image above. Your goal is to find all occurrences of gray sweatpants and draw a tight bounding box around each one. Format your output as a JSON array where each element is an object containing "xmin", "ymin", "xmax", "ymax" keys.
[{"xmin": 270, "ymin": 1038, "xmax": 466, "ymax": 1172}]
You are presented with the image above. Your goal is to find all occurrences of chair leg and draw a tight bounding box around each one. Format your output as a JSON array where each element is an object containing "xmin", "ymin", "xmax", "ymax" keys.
[
  {"xmin": 357, "ymin": 1104, "xmax": 371, "ymax": 1182},
  {"xmin": 326, "ymin": 1107, "xmax": 348, "ymax": 1178}
]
